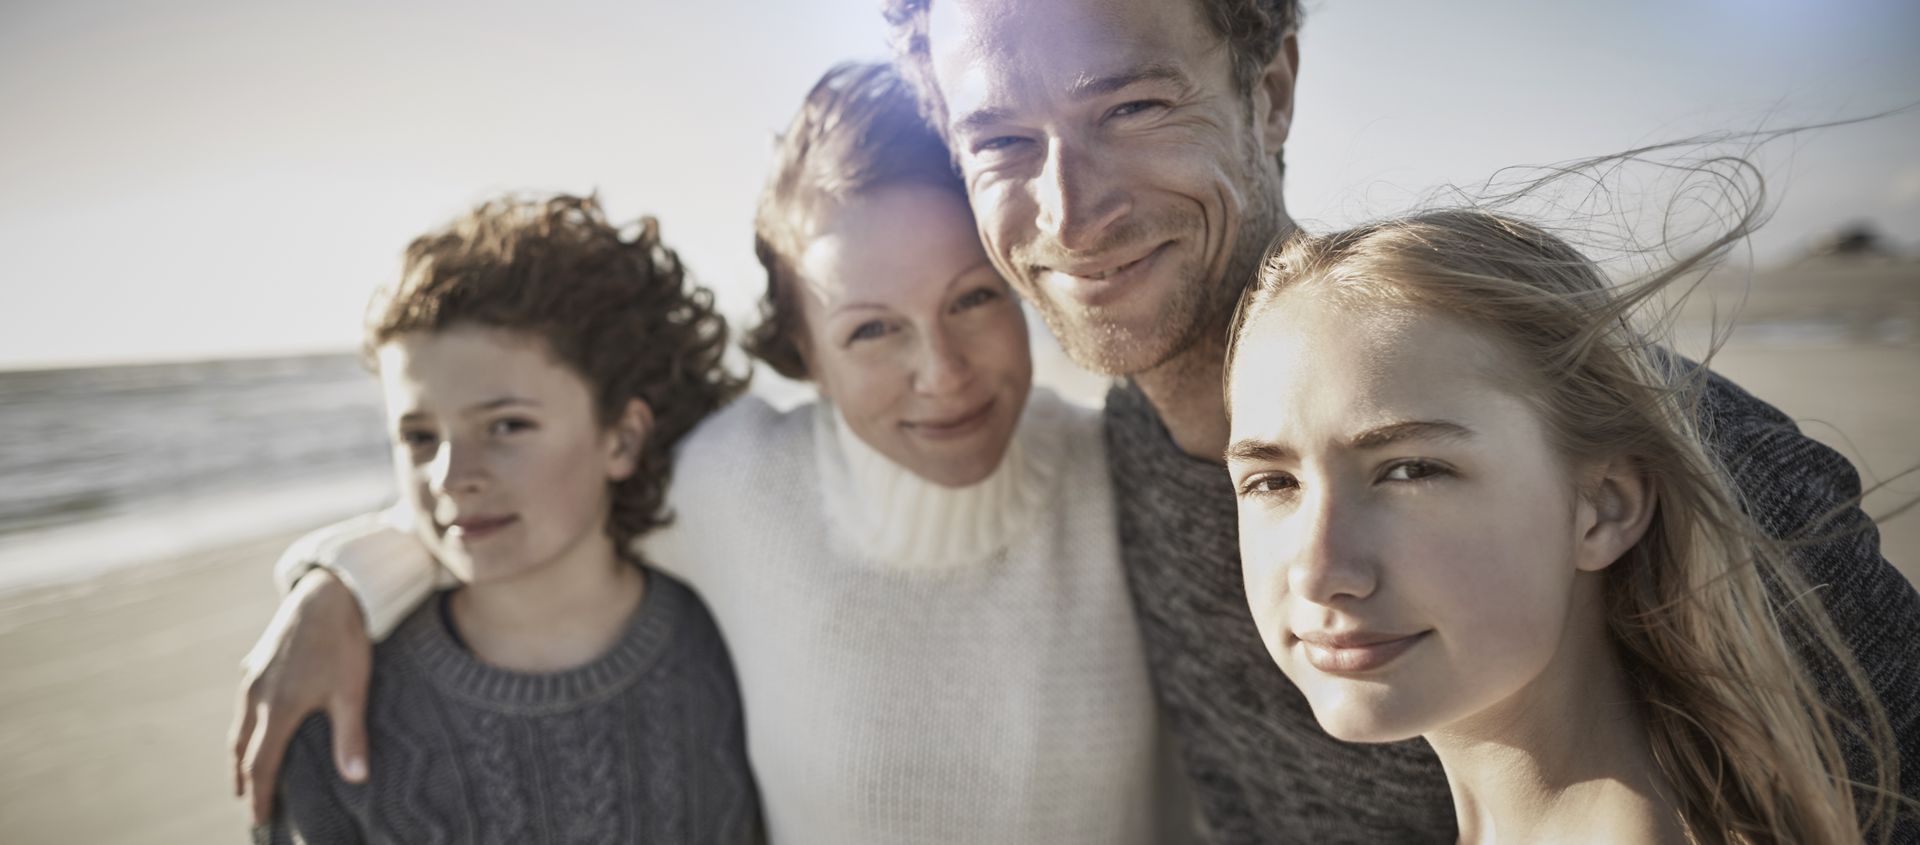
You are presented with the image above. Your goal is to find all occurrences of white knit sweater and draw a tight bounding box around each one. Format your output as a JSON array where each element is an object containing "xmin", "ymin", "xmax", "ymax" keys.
[{"xmin": 282, "ymin": 387, "xmax": 1179, "ymax": 844}]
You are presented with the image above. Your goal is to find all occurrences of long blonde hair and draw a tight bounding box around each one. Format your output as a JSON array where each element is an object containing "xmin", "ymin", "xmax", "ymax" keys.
[{"xmin": 1223, "ymin": 198, "xmax": 1899, "ymax": 843}]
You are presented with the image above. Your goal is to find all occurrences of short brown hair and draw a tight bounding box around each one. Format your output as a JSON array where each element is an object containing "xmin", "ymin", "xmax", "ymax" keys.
[
  {"xmin": 881, "ymin": 0, "xmax": 1303, "ymax": 138},
  {"xmin": 365, "ymin": 194, "xmax": 746, "ymax": 550},
  {"xmin": 744, "ymin": 61, "xmax": 964, "ymax": 380}
]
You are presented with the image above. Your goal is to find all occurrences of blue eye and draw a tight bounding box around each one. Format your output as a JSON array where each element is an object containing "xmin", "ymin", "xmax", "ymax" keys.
[
  {"xmin": 952, "ymin": 287, "xmax": 1000, "ymax": 311},
  {"xmin": 973, "ymin": 135, "xmax": 1027, "ymax": 155},
  {"xmin": 848, "ymin": 320, "xmax": 890, "ymax": 344},
  {"xmin": 1108, "ymin": 100, "xmax": 1167, "ymax": 120}
]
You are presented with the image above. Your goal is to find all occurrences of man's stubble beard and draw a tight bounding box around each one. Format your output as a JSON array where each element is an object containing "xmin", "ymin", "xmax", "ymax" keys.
[{"xmin": 1028, "ymin": 151, "xmax": 1286, "ymax": 380}]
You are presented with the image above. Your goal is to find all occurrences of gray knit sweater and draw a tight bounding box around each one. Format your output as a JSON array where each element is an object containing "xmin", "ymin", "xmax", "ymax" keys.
[
  {"xmin": 259, "ymin": 571, "xmax": 760, "ymax": 845},
  {"xmin": 1105, "ymin": 369, "xmax": 1920, "ymax": 844}
]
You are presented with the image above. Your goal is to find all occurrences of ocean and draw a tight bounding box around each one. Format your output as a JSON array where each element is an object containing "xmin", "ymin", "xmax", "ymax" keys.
[{"xmin": 0, "ymin": 353, "xmax": 396, "ymax": 592}]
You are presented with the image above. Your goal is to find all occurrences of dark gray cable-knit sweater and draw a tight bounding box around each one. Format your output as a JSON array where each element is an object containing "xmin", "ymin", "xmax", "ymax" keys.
[
  {"xmin": 259, "ymin": 571, "xmax": 761, "ymax": 845},
  {"xmin": 1105, "ymin": 369, "xmax": 1920, "ymax": 844}
]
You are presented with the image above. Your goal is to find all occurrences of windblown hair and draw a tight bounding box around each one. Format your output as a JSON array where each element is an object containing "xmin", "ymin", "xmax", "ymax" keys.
[
  {"xmin": 746, "ymin": 61, "xmax": 964, "ymax": 380},
  {"xmin": 365, "ymin": 193, "xmax": 746, "ymax": 551},
  {"xmin": 881, "ymin": 0, "xmax": 1302, "ymax": 142},
  {"xmin": 1223, "ymin": 195, "xmax": 1900, "ymax": 843}
]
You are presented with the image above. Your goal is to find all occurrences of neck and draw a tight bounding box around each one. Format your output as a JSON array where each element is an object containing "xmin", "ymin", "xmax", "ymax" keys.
[
  {"xmin": 449, "ymin": 529, "xmax": 645, "ymax": 672},
  {"xmin": 1426, "ymin": 585, "xmax": 1684, "ymax": 845},
  {"xmin": 1139, "ymin": 210, "xmax": 1297, "ymax": 462},
  {"xmin": 1134, "ymin": 332, "xmax": 1231, "ymax": 461}
]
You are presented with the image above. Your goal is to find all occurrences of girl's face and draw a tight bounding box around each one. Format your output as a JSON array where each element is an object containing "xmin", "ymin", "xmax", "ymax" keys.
[
  {"xmin": 794, "ymin": 181, "xmax": 1033, "ymax": 487},
  {"xmin": 376, "ymin": 325, "xmax": 643, "ymax": 585},
  {"xmin": 1225, "ymin": 291, "xmax": 1609, "ymax": 743}
]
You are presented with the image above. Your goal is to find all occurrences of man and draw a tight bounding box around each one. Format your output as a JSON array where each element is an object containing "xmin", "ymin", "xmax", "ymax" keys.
[{"xmin": 878, "ymin": 0, "xmax": 1919, "ymax": 841}]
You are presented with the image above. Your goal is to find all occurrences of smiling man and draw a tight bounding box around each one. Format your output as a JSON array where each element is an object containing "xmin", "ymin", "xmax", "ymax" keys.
[{"xmin": 880, "ymin": 0, "xmax": 1920, "ymax": 842}]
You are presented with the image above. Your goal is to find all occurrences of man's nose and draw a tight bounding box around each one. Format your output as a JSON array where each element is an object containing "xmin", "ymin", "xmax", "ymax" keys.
[
  {"xmin": 1288, "ymin": 488, "xmax": 1379, "ymax": 604},
  {"xmin": 1034, "ymin": 139, "xmax": 1129, "ymax": 254}
]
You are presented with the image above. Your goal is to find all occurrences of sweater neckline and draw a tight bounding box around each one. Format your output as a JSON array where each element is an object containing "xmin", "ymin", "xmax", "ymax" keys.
[
  {"xmin": 814, "ymin": 389, "xmax": 1074, "ymax": 572},
  {"xmin": 394, "ymin": 571, "xmax": 688, "ymax": 714}
]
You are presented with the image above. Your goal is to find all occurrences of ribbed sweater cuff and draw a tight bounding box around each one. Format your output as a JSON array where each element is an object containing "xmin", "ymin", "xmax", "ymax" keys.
[{"xmin": 273, "ymin": 509, "xmax": 442, "ymax": 641}]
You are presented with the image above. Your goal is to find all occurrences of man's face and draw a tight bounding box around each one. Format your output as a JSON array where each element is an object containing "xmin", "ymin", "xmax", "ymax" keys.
[{"xmin": 926, "ymin": 0, "xmax": 1293, "ymax": 376}]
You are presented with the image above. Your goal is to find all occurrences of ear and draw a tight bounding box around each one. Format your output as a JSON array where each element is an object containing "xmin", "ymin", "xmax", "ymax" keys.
[
  {"xmin": 1254, "ymin": 30, "xmax": 1300, "ymax": 153},
  {"xmin": 605, "ymin": 398, "xmax": 654, "ymax": 482},
  {"xmin": 1572, "ymin": 456, "xmax": 1656, "ymax": 573}
]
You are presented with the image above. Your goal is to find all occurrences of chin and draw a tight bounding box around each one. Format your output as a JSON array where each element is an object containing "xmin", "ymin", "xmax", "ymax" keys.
[{"xmin": 1302, "ymin": 684, "xmax": 1430, "ymax": 745}]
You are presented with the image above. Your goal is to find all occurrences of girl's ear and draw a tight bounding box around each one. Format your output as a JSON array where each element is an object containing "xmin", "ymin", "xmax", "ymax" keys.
[
  {"xmin": 1573, "ymin": 456, "xmax": 1657, "ymax": 573},
  {"xmin": 606, "ymin": 398, "xmax": 654, "ymax": 482}
]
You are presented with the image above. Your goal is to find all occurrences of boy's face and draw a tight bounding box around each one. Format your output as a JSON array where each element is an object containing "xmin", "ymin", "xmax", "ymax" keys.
[
  {"xmin": 794, "ymin": 181, "xmax": 1033, "ymax": 487},
  {"xmin": 376, "ymin": 325, "xmax": 638, "ymax": 584}
]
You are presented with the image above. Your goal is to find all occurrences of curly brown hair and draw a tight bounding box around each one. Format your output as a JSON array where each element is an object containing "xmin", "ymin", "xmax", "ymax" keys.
[
  {"xmin": 881, "ymin": 0, "xmax": 1303, "ymax": 140},
  {"xmin": 745, "ymin": 61, "xmax": 964, "ymax": 380},
  {"xmin": 364, "ymin": 193, "xmax": 746, "ymax": 552}
]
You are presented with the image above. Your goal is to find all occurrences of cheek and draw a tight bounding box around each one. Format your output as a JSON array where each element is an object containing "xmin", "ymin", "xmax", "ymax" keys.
[
  {"xmin": 1401, "ymin": 494, "xmax": 1578, "ymax": 665},
  {"xmin": 1235, "ymin": 505, "xmax": 1293, "ymax": 633}
]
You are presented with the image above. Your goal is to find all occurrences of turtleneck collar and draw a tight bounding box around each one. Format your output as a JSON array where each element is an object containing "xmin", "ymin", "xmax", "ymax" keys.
[{"xmin": 814, "ymin": 389, "xmax": 1075, "ymax": 573}]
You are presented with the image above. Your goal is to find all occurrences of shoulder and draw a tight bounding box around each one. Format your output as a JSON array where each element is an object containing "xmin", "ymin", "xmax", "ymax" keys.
[{"xmin": 672, "ymin": 394, "xmax": 815, "ymax": 479}]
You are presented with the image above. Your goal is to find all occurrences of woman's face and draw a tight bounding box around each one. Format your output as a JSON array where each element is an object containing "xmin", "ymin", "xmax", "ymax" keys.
[
  {"xmin": 1224, "ymin": 292, "xmax": 1602, "ymax": 743},
  {"xmin": 794, "ymin": 182, "xmax": 1033, "ymax": 487},
  {"xmin": 377, "ymin": 326, "xmax": 641, "ymax": 585}
]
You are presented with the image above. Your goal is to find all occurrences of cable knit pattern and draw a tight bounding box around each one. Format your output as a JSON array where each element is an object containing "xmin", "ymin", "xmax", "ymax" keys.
[
  {"xmin": 643, "ymin": 386, "xmax": 1178, "ymax": 844},
  {"xmin": 259, "ymin": 572, "xmax": 761, "ymax": 845},
  {"xmin": 1106, "ymin": 365, "xmax": 1920, "ymax": 845}
]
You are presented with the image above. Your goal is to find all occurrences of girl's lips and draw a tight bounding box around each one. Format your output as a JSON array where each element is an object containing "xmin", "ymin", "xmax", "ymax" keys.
[
  {"xmin": 446, "ymin": 514, "xmax": 518, "ymax": 541},
  {"xmin": 1294, "ymin": 630, "xmax": 1431, "ymax": 675},
  {"xmin": 904, "ymin": 398, "xmax": 996, "ymax": 441}
]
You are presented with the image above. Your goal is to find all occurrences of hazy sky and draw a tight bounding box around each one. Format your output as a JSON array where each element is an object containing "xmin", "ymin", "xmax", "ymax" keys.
[{"xmin": 3, "ymin": 0, "xmax": 1917, "ymax": 369}]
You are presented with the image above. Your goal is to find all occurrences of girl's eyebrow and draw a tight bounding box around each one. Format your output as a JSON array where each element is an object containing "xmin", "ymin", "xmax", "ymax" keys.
[
  {"xmin": 1347, "ymin": 419, "xmax": 1474, "ymax": 450},
  {"xmin": 1225, "ymin": 420, "xmax": 1474, "ymax": 465}
]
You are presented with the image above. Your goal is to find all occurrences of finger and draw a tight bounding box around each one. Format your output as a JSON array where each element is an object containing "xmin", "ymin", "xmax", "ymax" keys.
[
  {"xmin": 242, "ymin": 705, "xmax": 295, "ymax": 826},
  {"xmin": 328, "ymin": 693, "xmax": 371, "ymax": 783},
  {"xmin": 227, "ymin": 686, "xmax": 259, "ymax": 797}
]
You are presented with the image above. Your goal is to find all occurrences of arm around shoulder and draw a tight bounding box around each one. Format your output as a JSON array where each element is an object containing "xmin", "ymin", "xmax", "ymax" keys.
[{"xmin": 275, "ymin": 506, "xmax": 444, "ymax": 640}]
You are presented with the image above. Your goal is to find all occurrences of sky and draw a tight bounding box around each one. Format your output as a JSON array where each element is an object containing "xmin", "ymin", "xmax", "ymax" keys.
[{"xmin": 2, "ymin": 0, "xmax": 1917, "ymax": 370}]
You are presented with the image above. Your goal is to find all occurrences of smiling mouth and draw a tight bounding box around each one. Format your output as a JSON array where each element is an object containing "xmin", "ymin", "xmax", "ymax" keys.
[
  {"xmin": 1292, "ymin": 630, "xmax": 1431, "ymax": 675},
  {"xmin": 902, "ymin": 398, "xmax": 996, "ymax": 441},
  {"xmin": 1043, "ymin": 241, "xmax": 1172, "ymax": 306},
  {"xmin": 444, "ymin": 514, "xmax": 518, "ymax": 542}
]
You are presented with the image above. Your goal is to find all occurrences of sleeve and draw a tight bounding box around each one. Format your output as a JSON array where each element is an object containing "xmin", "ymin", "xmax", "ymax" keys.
[
  {"xmin": 1696, "ymin": 366, "xmax": 1920, "ymax": 817},
  {"xmin": 273, "ymin": 506, "xmax": 449, "ymax": 641},
  {"xmin": 258, "ymin": 717, "xmax": 367, "ymax": 845}
]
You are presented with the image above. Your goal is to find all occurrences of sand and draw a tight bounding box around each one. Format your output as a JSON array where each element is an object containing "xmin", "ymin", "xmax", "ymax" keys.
[
  {"xmin": 0, "ymin": 341, "xmax": 1912, "ymax": 844},
  {"xmin": 0, "ymin": 533, "xmax": 290, "ymax": 844}
]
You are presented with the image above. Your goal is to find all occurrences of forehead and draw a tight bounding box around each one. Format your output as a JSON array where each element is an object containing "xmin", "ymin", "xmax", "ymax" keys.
[
  {"xmin": 1227, "ymin": 293, "xmax": 1519, "ymax": 442},
  {"xmin": 375, "ymin": 327, "xmax": 572, "ymax": 407},
  {"xmin": 927, "ymin": 0, "xmax": 1226, "ymax": 120},
  {"xmin": 793, "ymin": 183, "xmax": 988, "ymax": 307}
]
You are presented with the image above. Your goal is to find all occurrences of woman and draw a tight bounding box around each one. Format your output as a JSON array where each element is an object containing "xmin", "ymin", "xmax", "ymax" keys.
[
  {"xmin": 238, "ymin": 64, "xmax": 1179, "ymax": 843},
  {"xmin": 1221, "ymin": 205, "xmax": 1901, "ymax": 842}
]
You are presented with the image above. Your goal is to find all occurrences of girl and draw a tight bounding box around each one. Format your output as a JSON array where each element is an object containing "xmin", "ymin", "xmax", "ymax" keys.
[
  {"xmin": 1221, "ymin": 206, "xmax": 1900, "ymax": 843},
  {"xmin": 262, "ymin": 196, "xmax": 759, "ymax": 843}
]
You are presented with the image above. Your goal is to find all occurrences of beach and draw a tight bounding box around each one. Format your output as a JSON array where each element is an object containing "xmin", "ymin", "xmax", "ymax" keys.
[{"xmin": 0, "ymin": 338, "xmax": 1914, "ymax": 843}]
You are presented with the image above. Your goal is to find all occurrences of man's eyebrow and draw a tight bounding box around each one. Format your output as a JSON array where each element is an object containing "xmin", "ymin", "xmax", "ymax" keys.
[
  {"xmin": 1224, "ymin": 438, "xmax": 1295, "ymax": 465},
  {"xmin": 949, "ymin": 63, "xmax": 1190, "ymax": 138},
  {"xmin": 1348, "ymin": 420, "xmax": 1474, "ymax": 450},
  {"xmin": 1065, "ymin": 63, "xmax": 1189, "ymax": 100}
]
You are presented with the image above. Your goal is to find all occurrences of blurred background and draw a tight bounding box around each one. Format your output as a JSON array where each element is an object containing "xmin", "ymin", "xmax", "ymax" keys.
[{"xmin": 1, "ymin": 0, "xmax": 1915, "ymax": 840}]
